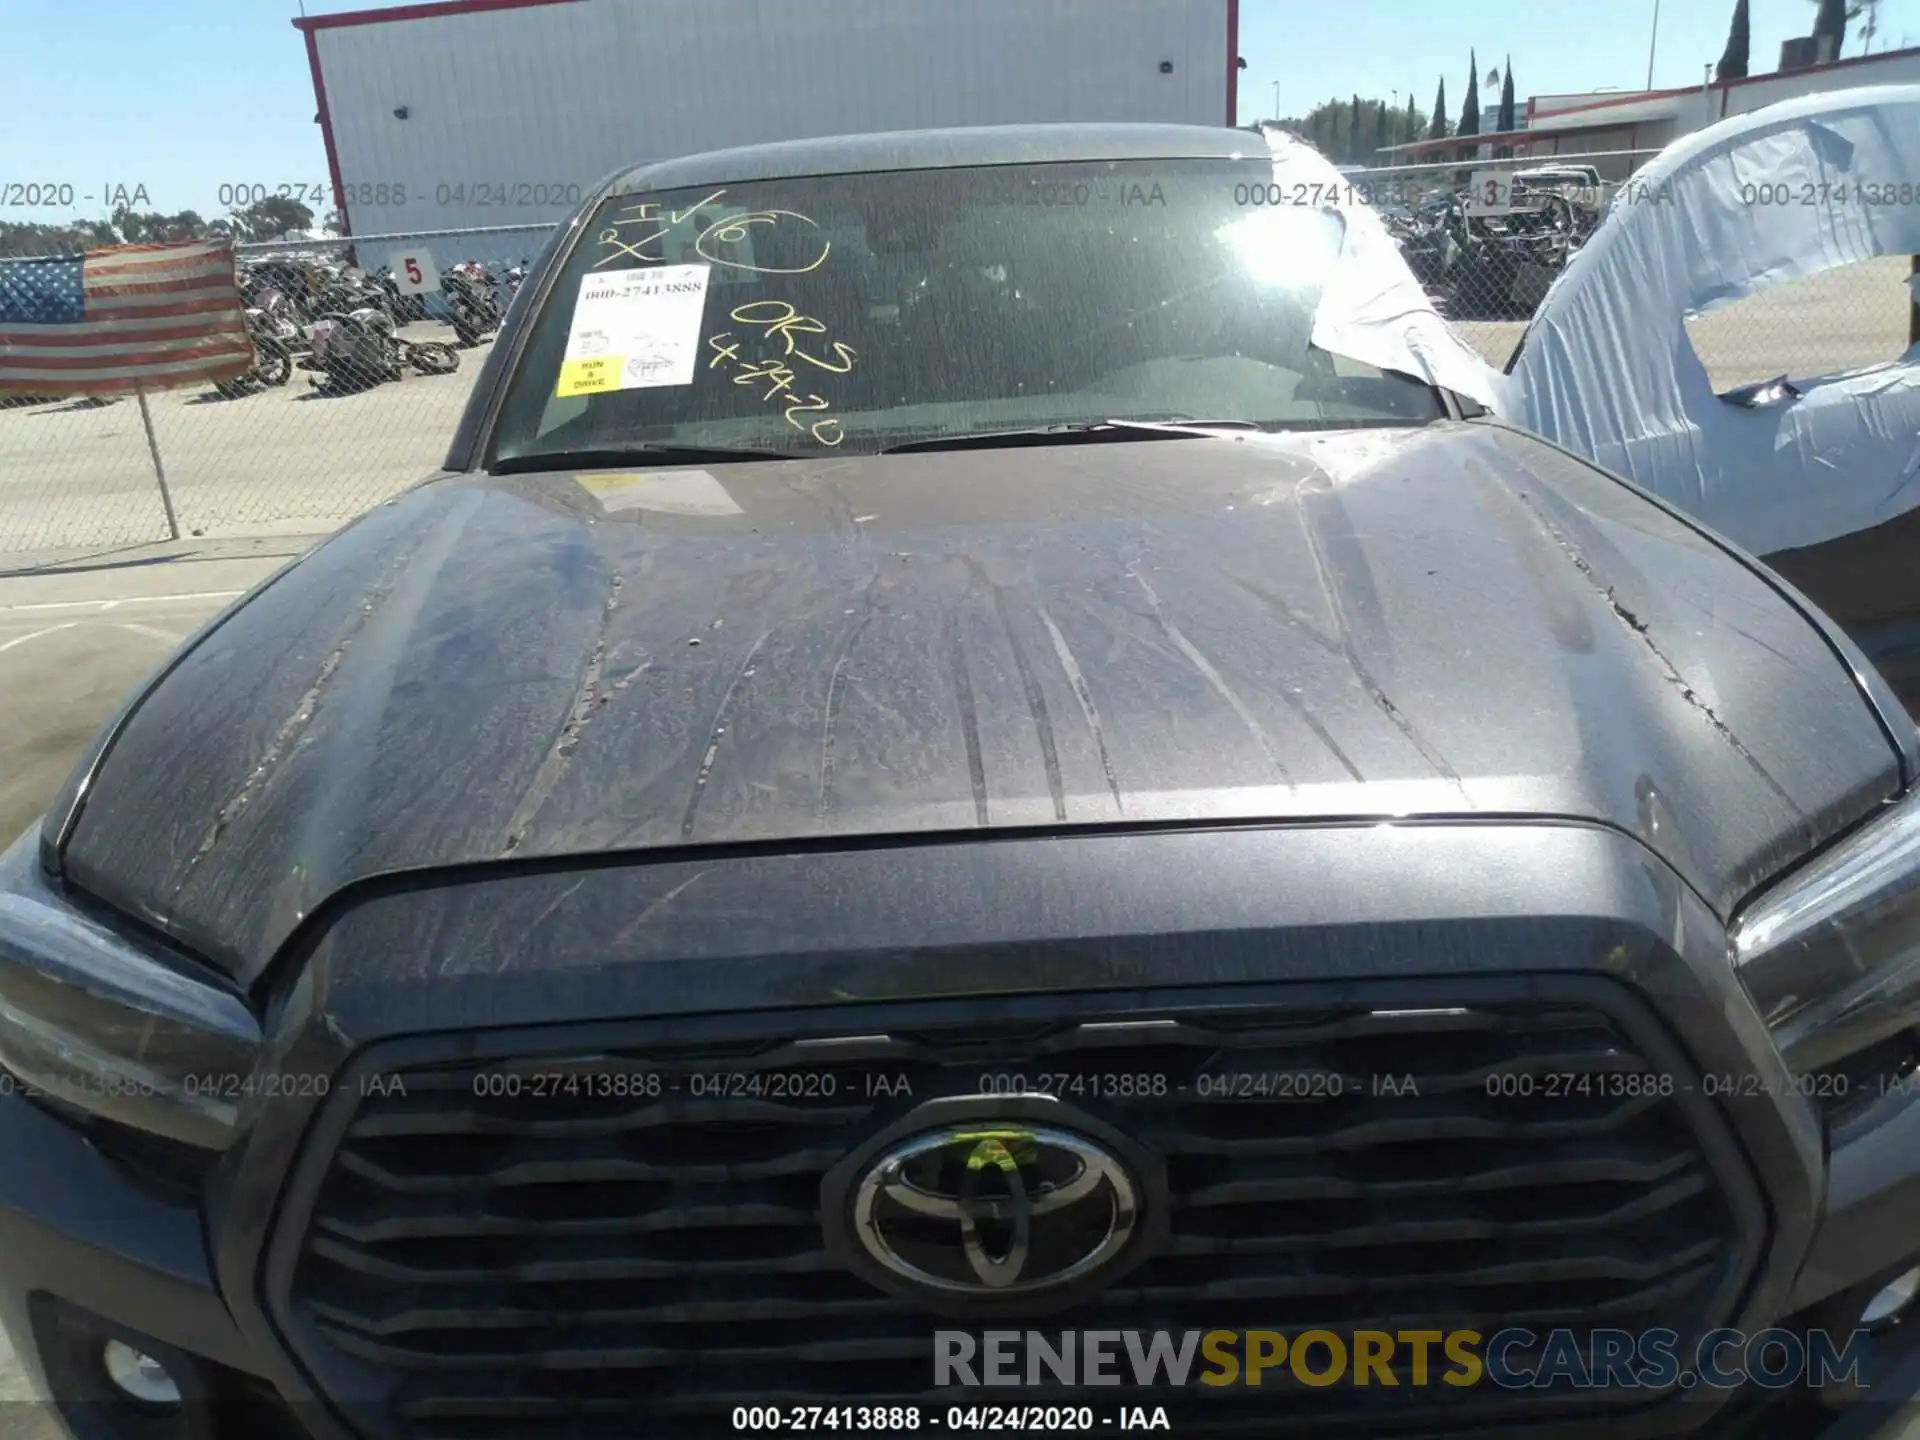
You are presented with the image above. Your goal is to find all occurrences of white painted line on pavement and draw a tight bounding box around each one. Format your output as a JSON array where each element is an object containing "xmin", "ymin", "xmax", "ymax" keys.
[
  {"xmin": 110, "ymin": 623, "xmax": 186, "ymax": 644},
  {"xmin": 0, "ymin": 590, "xmax": 243, "ymax": 614},
  {"xmin": 0, "ymin": 620, "xmax": 185, "ymax": 653},
  {"xmin": 0, "ymin": 623, "xmax": 83, "ymax": 654}
]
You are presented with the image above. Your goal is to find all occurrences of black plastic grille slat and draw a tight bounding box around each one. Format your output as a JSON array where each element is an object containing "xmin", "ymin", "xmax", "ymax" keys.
[
  {"xmin": 306, "ymin": 1237, "xmax": 845, "ymax": 1283},
  {"xmin": 309, "ymin": 1257, "xmax": 1718, "ymax": 1352},
  {"xmin": 315, "ymin": 1258, "xmax": 1725, "ymax": 1372},
  {"xmin": 345, "ymin": 1096, "xmax": 874, "ymax": 1138},
  {"xmin": 335, "ymin": 1146, "xmax": 848, "ymax": 1189},
  {"xmin": 316, "ymin": 1201, "xmax": 815, "ymax": 1243},
  {"xmin": 1175, "ymin": 1148, "xmax": 1699, "ymax": 1207},
  {"xmin": 307, "ymin": 1290, "xmax": 909, "ymax": 1336},
  {"xmin": 285, "ymin": 997, "xmax": 1753, "ymax": 1438}
]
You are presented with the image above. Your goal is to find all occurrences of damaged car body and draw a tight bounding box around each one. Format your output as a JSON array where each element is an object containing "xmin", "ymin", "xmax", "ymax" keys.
[
  {"xmin": 1497, "ymin": 83, "xmax": 1920, "ymax": 714},
  {"xmin": 2, "ymin": 123, "xmax": 1920, "ymax": 1440}
]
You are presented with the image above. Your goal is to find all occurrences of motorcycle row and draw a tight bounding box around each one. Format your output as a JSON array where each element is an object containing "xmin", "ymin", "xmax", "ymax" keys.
[
  {"xmin": 1381, "ymin": 189, "xmax": 1601, "ymax": 320},
  {"xmin": 221, "ymin": 256, "xmax": 529, "ymax": 399}
]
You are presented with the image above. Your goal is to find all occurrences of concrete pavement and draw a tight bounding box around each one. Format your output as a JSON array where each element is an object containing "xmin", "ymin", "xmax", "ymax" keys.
[{"xmin": 0, "ymin": 328, "xmax": 485, "ymax": 560}]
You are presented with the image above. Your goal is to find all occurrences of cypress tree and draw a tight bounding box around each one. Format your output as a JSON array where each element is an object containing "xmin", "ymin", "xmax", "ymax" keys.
[
  {"xmin": 1813, "ymin": 0, "xmax": 1849, "ymax": 52},
  {"xmin": 1717, "ymin": 0, "xmax": 1751, "ymax": 79}
]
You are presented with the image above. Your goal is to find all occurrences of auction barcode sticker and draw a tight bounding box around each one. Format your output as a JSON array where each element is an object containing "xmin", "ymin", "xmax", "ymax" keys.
[{"xmin": 556, "ymin": 264, "xmax": 712, "ymax": 397}]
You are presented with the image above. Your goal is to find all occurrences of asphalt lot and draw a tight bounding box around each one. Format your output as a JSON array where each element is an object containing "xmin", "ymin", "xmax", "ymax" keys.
[
  {"xmin": 1452, "ymin": 254, "xmax": 1916, "ymax": 380},
  {"xmin": 0, "ymin": 539, "xmax": 313, "ymax": 848}
]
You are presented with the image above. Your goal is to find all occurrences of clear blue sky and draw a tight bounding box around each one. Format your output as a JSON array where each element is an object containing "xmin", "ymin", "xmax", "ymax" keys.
[{"xmin": 2, "ymin": 0, "xmax": 1916, "ymax": 225}]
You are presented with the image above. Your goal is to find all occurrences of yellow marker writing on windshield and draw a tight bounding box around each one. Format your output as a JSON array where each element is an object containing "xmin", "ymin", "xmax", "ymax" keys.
[
  {"xmin": 731, "ymin": 299, "xmax": 828, "ymax": 353},
  {"xmin": 697, "ymin": 211, "xmax": 830, "ymax": 274}
]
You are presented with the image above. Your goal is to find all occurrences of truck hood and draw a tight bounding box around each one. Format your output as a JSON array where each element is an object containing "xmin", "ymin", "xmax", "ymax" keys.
[{"xmin": 56, "ymin": 422, "xmax": 1903, "ymax": 983}]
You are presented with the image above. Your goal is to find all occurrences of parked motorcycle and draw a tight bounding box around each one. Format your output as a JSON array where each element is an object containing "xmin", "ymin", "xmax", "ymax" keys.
[
  {"xmin": 307, "ymin": 307, "xmax": 459, "ymax": 392},
  {"xmin": 241, "ymin": 260, "xmax": 327, "ymax": 325},
  {"xmin": 313, "ymin": 269, "xmax": 394, "ymax": 328},
  {"xmin": 369, "ymin": 266, "xmax": 431, "ymax": 325},
  {"xmin": 1443, "ymin": 197, "xmax": 1587, "ymax": 319},
  {"xmin": 444, "ymin": 261, "xmax": 503, "ymax": 348},
  {"xmin": 215, "ymin": 301, "xmax": 300, "ymax": 398},
  {"xmin": 252, "ymin": 287, "xmax": 308, "ymax": 353},
  {"xmin": 1382, "ymin": 202, "xmax": 1457, "ymax": 293},
  {"xmin": 1383, "ymin": 187, "xmax": 1600, "ymax": 320}
]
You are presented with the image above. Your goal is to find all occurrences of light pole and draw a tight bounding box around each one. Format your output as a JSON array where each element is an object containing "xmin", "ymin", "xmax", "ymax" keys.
[
  {"xmin": 1273, "ymin": 80, "xmax": 1281, "ymax": 121},
  {"xmin": 1645, "ymin": 0, "xmax": 1661, "ymax": 89}
]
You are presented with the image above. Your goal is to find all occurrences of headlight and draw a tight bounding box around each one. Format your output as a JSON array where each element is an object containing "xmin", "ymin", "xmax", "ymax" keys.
[
  {"xmin": 0, "ymin": 829, "xmax": 260, "ymax": 1150},
  {"xmin": 1732, "ymin": 789, "xmax": 1920, "ymax": 1075}
]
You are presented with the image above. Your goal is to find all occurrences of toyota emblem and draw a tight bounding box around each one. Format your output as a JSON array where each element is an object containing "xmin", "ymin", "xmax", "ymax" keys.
[{"xmin": 821, "ymin": 1098, "xmax": 1163, "ymax": 1317}]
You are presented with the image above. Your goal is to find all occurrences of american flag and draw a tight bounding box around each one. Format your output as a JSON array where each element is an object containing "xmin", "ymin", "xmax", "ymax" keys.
[{"xmin": 0, "ymin": 239, "xmax": 253, "ymax": 397}]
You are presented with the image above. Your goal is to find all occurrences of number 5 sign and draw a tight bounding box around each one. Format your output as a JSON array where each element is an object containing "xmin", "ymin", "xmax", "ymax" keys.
[
  {"xmin": 1466, "ymin": 171, "xmax": 1516, "ymax": 215},
  {"xmin": 388, "ymin": 249, "xmax": 441, "ymax": 294}
]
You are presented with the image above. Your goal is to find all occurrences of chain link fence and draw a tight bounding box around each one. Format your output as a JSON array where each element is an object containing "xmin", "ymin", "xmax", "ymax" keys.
[
  {"xmin": 0, "ymin": 223, "xmax": 552, "ymax": 560},
  {"xmin": 1329, "ymin": 150, "xmax": 1652, "ymax": 372},
  {"xmin": 1339, "ymin": 148, "xmax": 1920, "ymax": 382},
  {"xmin": 4, "ymin": 177, "xmax": 1917, "ymax": 561}
]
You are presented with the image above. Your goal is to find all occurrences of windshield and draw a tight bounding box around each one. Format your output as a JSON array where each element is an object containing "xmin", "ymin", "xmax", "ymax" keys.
[{"xmin": 489, "ymin": 157, "xmax": 1446, "ymax": 464}]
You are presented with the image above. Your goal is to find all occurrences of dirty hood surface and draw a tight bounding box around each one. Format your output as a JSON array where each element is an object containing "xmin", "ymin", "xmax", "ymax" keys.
[{"xmin": 59, "ymin": 422, "xmax": 1902, "ymax": 981}]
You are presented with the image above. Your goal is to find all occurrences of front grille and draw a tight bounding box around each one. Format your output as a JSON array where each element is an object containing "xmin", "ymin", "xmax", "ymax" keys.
[{"xmin": 275, "ymin": 985, "xmax": 1762, "ymax": 1439}]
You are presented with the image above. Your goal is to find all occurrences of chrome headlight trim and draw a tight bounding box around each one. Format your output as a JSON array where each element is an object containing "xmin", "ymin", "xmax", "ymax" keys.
[{"xmin": 1732, "ymin": 789, "xmax": 1920, "ymax": 1074}]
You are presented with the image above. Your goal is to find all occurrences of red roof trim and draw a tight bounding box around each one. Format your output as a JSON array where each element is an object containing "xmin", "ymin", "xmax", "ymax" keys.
[
  {"xmin": 1730, "ymin": 39, "xmax": 1920, "ymax": 82},
  {"xmin": 1536, "ymin": 42, "xmax": 1920, "ymax": 122},
  {"xmin": 1531, "ymin": 85, "xmax": 1698, "ymax": 119},
  {"xmin": 303, "ymin": 25, "xmax": 353, "ymax": 238},
  {"xmin": 1384, "ymin": 113, "xmax": 1662, "ymax": 156},
  {"xmin": 293, "ymin": 0, "xmax": 581, "ymax": 33},
  {"xmin": 1225, "ymin": 0, "xmax": 1239, "ymax": 127}
]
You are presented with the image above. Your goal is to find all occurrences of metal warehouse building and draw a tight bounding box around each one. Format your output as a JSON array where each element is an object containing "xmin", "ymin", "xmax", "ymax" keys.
[{"xmin": 298, "ymin": 0, "xmax": 1240, "ymax": 268}]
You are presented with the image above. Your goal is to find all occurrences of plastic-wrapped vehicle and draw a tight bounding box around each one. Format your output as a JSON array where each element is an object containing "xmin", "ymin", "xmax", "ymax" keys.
[{"xmin": 1494, "ymin": 84, "xmax": 1920, "ymax": 711}]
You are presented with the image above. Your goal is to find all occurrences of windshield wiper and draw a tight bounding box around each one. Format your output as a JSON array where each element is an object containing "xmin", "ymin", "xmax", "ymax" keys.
[
  {"xmin": 880, "ymin": 419, "xmax": 1263, "ymax": 455},
  {"xmin": 490, "ymin": 444, "xmax": 799, "ymax": 475}
]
